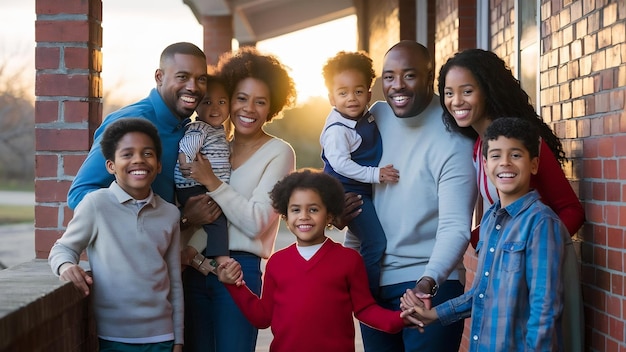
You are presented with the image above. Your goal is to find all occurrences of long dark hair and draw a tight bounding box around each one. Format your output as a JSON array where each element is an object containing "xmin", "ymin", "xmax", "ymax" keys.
[{"xmin": 438, "ymin": 49, "xmax": 566, "ymax": 164}]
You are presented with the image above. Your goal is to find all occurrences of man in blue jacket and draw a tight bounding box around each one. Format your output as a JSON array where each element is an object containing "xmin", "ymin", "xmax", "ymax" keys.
[{"xmin": 68, "ymin": 42, "xmax": 213, "ymax": 222}]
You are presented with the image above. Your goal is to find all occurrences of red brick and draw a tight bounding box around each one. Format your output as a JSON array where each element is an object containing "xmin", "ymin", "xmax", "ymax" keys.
[
  {"xmin": 587, "ymin": 202, "xmax": 603, "ymax": 223},
  {"xmin": 611, "ymin": 272, "xmax": 623, "ymax": 295},
  {"xmin": 607, "ymin": 227, "xmax": 624, "ymax": 248},
  {"xmin": 64, "ymin": 100, "xmax": 91, "ymax": 123},
  {"xmin": 609, "ymin": 308, "xmax": 623, "ymax": 331},
  {"xmin": 35, "ymin": 179, "xmax": 72, "ymax": 203},
  {"xmin": 584, "ymin": 159, "xmax": 602, "ymax": 178},
  {"xmin": 63, "ymin": 206, "xmax": 75, "ymax": 227},
  {"xmin": 620, "ymin": 205, "xmax": 626, "ymax": 227},
  {"xmin": 35, "ymin": 205, "xmax": 59, "ymax": 228},
  {"xmin": 34, "ymin": 228, "xmax": 64, "ymax": 259},
  {"xmin": 595, "ymin": 305, "xmax": 610, "ymax": 334},
  {"xmin": 590, "ymin": 329, "xmax": 606, "ymax": 352},
  {"xmin": 595, "ymin": 246, "xmax": 608, "ymax": 267},
  {"xmin": 620, "ymin": 159, "xmax": 626, "ymax": 179},
  {"xmin": 606, "ymin": 338, "xmax": 619, "ymax": 352},
  {"xmin": 35, "ymin": 0, "xmax": 90, "ymax": 15},
  {"xmin": 593, "ymin": 181, "xmax": 607, "ymax": 201},
  {"xmin": 35, "ymin": 129, "xmax": 90, "ymax": 151},
  {"xmin": 35, "ymin": 47, "xmax": 61, "ymax": 70},
  {"xmin": 64, "ymin": 47, "xmax": 91, "ymax": 70},
  {"xmin": 35, "ymin": 101, "xmax": 60, "ymax": 123},
  {"xmin": 616, "ymin": 136, "xmax": 626, "ymax": 156},
  {"xmin": 599, "ymin": 137, "xmax": 615, "ymax": 157},
  {"xmin": 605, "ymin": 161, "xmax": 619, "ymax": 180},
  {"xmin": 608, "ymin": 249, "xmax": 623, "ymax": 271},
  {"xmin": 35, "ymin": 20, "xmax": 91, "ymax": 43},
  {"xmin": 63, "ymin": 154, "xmax": 87, "ymax": 176},
  {"xmin": 606, "ymin": 181, "xmax": 620, "ymax": 201},
  {"xmin": 35, "ymin": 73, "xmax": 91, "ymax": 97},
  {"xmin": 604, "ymin": 113, "xmax": 621, "ymax": 134},
  {"xmin": 35, "ymin": 154, "xmax": 59, "ymax": 178},
  {"xmin": 607, "ymin": 204, "xmax": 619, "ymax": 226}
]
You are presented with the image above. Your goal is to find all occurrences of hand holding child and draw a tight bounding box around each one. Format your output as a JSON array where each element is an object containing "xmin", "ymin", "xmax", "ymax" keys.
[
  {"xmin": 218, "ymin": 258, "xmax": 245, "ymax": 286},
  {"xmin": 59, "ymin": 263, "xmax": 93, "ymax": 297},
  {"xmin": 379, "ymin": 164, "xmax": 399, "ymax": 184},
  {"xmin": 399, "ymin": 289, "xmax": 439, "ymax": 332}
]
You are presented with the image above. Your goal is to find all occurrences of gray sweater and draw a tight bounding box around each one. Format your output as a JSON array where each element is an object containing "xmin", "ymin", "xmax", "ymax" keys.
[
  {"xmin": 49, "ymin": 182, "xmax": 183, "ymax": 344},
  {"xmin": 346, "ymin": 96, "xmax": 477, "ymax": 286}
]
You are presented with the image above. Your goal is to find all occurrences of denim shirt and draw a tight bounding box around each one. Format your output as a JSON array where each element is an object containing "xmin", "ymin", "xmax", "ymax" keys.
[{"xmin": 436, "ymin": 190, "xmax": 567, "ymax": 351}]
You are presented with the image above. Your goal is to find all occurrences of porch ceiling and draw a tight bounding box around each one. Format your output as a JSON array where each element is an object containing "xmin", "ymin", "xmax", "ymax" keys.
[{"xmin": 183, "ymin": 0, "xmax": 355, "ymax": 43}]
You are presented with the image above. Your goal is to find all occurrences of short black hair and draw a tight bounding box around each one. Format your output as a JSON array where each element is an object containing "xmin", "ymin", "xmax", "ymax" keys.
[
  {"xmin": 270, "ymin": 169, "xmax": 345, "ymax": 218},
  {"xmin": 322, "ymin": 51, "xmax": 376, "ymax": 91},
  {"xmin": 159, "ymin": 42, "xmax": 206, "ymax": 68},
  {"xmin": 100, "ymin": 118, "xmax": 162, "ymax": 161},
  {"xmin": 482, "ymin": 117, "xmax": 540, "ymax": 159}
]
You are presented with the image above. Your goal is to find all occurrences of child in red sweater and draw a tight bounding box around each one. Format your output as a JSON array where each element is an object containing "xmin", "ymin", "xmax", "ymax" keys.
[{"xmin": 218, "ymin": 169, "xmax": 413, "ymax": 352}]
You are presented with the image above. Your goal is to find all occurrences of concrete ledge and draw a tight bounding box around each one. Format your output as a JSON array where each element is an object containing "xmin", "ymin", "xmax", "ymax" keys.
[{"xmin": 0, "ymin": 260, "xmax": 97, "ymax": 351}]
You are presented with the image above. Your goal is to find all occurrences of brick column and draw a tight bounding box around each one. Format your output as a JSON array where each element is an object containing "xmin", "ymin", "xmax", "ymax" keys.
[
  {"xmin": 34, "ymin": 0, "xmax": 103, "ymax": 259},
  {"xmin": 201, "ymin": 15, "xmax": 233, "ymax": 66}
]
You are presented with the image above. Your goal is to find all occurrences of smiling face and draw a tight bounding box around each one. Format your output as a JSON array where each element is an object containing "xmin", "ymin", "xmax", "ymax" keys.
[
  {"xmin": 443, "ymin": 66, "xmax": 490, "ymax": 135},
  {"xmin": 156, "ymin": 53, "xmax": 208, "ymax": 120},
  {"xmin": 230, "ymin": 77, "xmax": 271, "ymax": 139},
  {"xmin": 484, "ymin": 136, "xmax": 539, "ymax": 207},
  {"xmin": 106, "ymin": 132, "xmax": 162, "ymax": 200},
  {"xmin": 328, "ymin": 69, "xmax": 372, "ymax": 120},
  {"xmin": 382, "ymin": 45, "xmax": 433, "ymax": 118},
  {"xmin": 285, "ymin": 188, "xmax": 333, "ymax": 247},
  {"xmin": 196, "ymin": 81, "xmax": 230, "ymax": 128}
]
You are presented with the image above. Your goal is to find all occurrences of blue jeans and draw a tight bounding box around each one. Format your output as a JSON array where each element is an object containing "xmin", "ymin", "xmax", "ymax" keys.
[
  {"xmin": 177, "ymin": 185, "xmax": 229, "ymax": 257},
  {"xmin": 98, "ymin": 339, "xmax": 173, "ymax": 352},
  {"xmin": 360, "ymin": 280, "xmax": 464, "ymax": 352},
  {"xmin": 183, "ymin": 251, "xmax": 262, "ymax": 352},
  {"xmin": 348, "ymin": 195, "xmax": 386, "ymax": 297}
]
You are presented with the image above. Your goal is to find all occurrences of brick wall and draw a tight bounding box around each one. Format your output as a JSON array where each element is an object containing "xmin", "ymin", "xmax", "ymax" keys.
[
  {"xmin": 34, "ymin": 0, "xmax": 103, "ymax": 259},
  {"xmin": 201, "ymin": 15, "xmax": 233, "ymax": 66},
  {"xmin": 538, "ymin": 0, "xmax": 626, "ymax": 350},
  {"xmin": 435, "ymin": 0, "xmax": 459, "ymax": 75}
]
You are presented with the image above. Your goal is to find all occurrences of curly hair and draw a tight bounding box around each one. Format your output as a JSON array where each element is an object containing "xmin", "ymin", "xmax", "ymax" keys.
[
  {"xmin": 322, "ymin": 51, "xmax": 376, "ymax": 91},
  {"xmin": 217, "ymin": 46, "xmax": 297, "ymax": 122},
  {"xmin": 481, "ymin": 117, "xmax": 540, "ymax": 159},
  {"xmin": 100, "ymin": 118, "xmax": 162, "ymax": 161},
  {"xmin": 270, "ymin": 169, "xmax": 345, "ymax": 219},
  {"xmin": 438, "ymin": 49, "xmax": 566, "ymax": 164}
]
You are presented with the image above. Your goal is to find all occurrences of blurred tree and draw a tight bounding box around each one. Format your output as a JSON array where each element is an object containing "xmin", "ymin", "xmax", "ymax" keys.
[
  {"xmin": 0, "ymin": 60, "xmax": 35, "ymax": 182},
  {"xmin": 265, "ymin": 96, "xmax": 330, "ymax": 169}
]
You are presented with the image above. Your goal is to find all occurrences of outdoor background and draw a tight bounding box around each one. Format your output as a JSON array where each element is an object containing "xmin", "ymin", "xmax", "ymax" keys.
[
  {"xmin": 0, "ymin": 0, "xmax": 357, "ymax": 215},
  {"xmin": 0, "ymin": 0, "xmax": 357, "ymax": 275}
]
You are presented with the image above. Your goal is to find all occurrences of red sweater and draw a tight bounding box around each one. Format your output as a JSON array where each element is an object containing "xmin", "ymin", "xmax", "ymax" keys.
[{"xmin": 226, "ymin": 239, "xmax": 405, "ymax": 352}]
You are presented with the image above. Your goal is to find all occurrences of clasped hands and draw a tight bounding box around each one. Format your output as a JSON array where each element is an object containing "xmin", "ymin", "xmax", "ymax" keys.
[{"xmin": 400, "ymin": 286, "xmax": 439, "ymax": 332}]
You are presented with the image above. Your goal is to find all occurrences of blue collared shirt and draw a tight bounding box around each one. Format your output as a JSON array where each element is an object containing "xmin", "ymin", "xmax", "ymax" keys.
[
  {"xmin": 436, "ymin": 190, "xmax": 566, "ymax": 351},
  {"xmin": 67, "ymin": 89, "xmax": 189, "ymax": 209}
]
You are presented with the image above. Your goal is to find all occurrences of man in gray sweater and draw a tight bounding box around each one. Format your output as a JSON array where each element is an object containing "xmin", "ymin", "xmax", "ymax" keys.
[{"xmin": 344, "ymin": 41, "xmax": 477, "ymax": 352}]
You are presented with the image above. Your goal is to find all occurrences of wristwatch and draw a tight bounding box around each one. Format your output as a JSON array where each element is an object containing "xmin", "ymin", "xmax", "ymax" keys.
[
  {"xmin": 417, "ymin": 276, "xmax": 439, "ymax": 297},
  {"xmin": 191, "ymin": 253, "xmax": 214, "ymax": 276}
]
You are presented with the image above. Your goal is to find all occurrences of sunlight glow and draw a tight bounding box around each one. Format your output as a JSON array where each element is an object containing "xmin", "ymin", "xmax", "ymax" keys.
[
  {"xmin": 258, "ymin": 15, "xmax": 357, "ymax": 104},
  {"xmin": 2, "ymin": 1, "xmax": 357, "ymax": 106}
]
